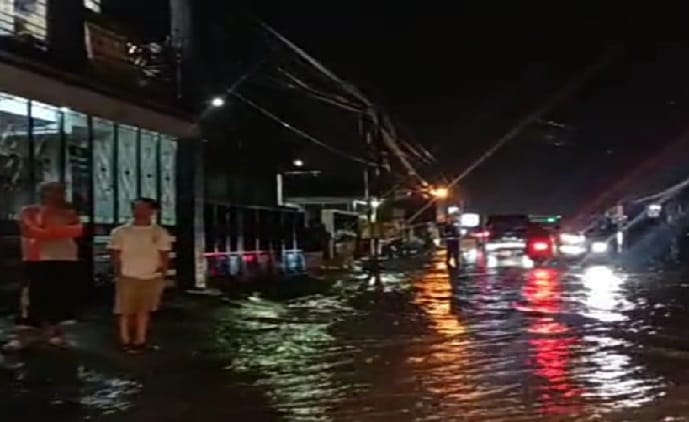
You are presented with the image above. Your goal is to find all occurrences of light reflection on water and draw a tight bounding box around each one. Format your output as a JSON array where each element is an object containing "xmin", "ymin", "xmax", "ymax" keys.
[
  {"xmin": 212, "ymin": 295, "xmax": 355, "ymax": 421},
  {"xmin": 4, "ymin": 254, "xmax": 685, "ymax": 420},
  {"xmin": 202, "ymin": 257, "xmax": 670, "ymax": 420}
]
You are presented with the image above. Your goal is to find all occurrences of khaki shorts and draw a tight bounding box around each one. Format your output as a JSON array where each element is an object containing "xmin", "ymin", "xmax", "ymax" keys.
[{"xmin": 115, "ymin": 276, "xmax": 164, "ymax": 315}]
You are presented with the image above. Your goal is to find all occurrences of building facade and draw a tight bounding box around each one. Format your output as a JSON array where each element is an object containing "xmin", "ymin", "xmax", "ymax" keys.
[
  {"xmin": 0, "ymin": 0, "xmax": 197, "ymax": 304},
  {"xmin": 0, "ymin": 0, "xmax": 308, "ymax": 302}
]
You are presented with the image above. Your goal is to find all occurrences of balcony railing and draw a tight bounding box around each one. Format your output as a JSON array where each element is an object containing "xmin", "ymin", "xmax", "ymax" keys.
[
  {"xmin": 0, "ymin": 0, "xmax": 48, "ymax": 48},
  {"xmin": 84, "ymin": 19, "xmax": 181, "ymax": 100},
  {"xmin": 0, "ymin": 3, "xmax": 183, "ymax": 109}
]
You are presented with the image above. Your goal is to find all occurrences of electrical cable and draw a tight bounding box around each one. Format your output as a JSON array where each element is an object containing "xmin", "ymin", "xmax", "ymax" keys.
[
  {"xmin": 406, "ymin": 48, "xmax": 619, "ymax": 224},
  {"xmin": 231, "ymin": 91, "xmax": 373, "ymax": 166},
  {"xmin": 255, "ymin": 17, "xmax": 433, "ymax": 189}
]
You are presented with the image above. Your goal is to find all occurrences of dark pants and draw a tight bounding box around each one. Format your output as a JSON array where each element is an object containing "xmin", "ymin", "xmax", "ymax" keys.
[
  {"xmin": 26, "ymin": 261, "xmax": 83, "ymax": 325},
  {"xmin": 446, "ymin": 240, "xmax": 460, "ymax": 266}
]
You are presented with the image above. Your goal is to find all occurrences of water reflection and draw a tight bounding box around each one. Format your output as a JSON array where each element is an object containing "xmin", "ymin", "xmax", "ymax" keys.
[
  {"xmin": 1, "ymin": 351, "xmax": 140, "ymax": 420},
  {"xmin": 212, "ymin": 296, "xmax": 346, "ymax": 421},
  {"xmin": 521, "ymin": 269, "xmax": 583, "ymax": 416},
  {"xmin": 4, "ymin": 254, "xmax": 684, "ymax": 420},
  {"xmin": 581, "ymin": 266, "xmax": 630, "ymax": 323}
]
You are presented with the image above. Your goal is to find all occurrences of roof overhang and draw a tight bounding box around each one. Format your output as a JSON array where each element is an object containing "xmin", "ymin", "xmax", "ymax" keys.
[{"xmin": 0, "ymin": 60, "xmax": 198, "ymax": 139}]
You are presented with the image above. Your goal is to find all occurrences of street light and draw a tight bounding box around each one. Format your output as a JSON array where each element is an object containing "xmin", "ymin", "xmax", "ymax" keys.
[
  {"xmin": 430, "ymin": 187, "xmax": 449, "ymax": 199},
  {"xmin": 210, "ymin": 96, "xmax": 225, "ymax": 108},
  {"xmin": 293, "ymin": 159, "xmax": 304, "ymax": 167}
]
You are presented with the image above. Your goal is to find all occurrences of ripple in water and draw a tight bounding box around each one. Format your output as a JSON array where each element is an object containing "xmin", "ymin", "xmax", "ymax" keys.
[{"xmin": 209, "ymin": 256, "xmax": 672, "ymax": 420}]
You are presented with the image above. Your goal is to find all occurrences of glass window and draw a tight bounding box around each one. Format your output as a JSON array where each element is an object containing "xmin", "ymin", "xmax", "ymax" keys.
[
  {"xmin": 216, "ymin": 205, "xmax": 227, "ymax": 252},
  {"xmin": 31, "ymin": 101, "xmax": 60, "ymax": 187},
  {"xmin": 228, "ymin": 206, "xmax": 238, "ymax": 252},
  {"xmin": 256, "ymin": 209, "xmax": 268, "ymax": 251},
  {"xmin": 116, "ymin": 124, "xmax": 138, "ymax": 223},
  {"xmin": 139, "ymin": 129, "xmax": 158, "ymax": 201},
  {"xmin": 283, "ymin": 212, "xmax": 297, "ymax": 250},
  {"xmin": 0, "ymin": 0, "xmax": 48, "ymax": 42},
  {"xmin": 84, "ymin": 0, "xmax": 100, "ymax": 13},
  {"xmin": 0, "ymin": 2, "xmax": 12, "ymax": 35},
  {"xmin": 0, "ymin": 93, "xmax": 29, "ymax": 221},
  {"xmin": 159, "ymin": 135, "xmax": 176, "ymax": 226},
  {"xmin": 92, "ymin": 117, "xmax": 115, "ymax": 223},
  {"xmin": 203, "ymin": 204, "xmax": 215, "ymax": 253},
  {"xmin": 242, "ymin": 208, "xmax": 257, "ymax": 252},
  {"xmin": 63, "ymin": 109, "xmax": 90, "ymax": 217}
]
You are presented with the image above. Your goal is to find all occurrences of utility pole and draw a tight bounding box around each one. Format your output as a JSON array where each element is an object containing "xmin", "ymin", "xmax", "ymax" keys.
[{"xmin": 362, "ymin": 110, "xmax": 383, "ymax": 283}]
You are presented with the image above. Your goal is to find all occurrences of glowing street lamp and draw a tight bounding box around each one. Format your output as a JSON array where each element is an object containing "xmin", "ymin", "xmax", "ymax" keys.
[
  {"xmin": 210, "ymin": 96, "xmax": 225, "ymax": 108},
  {"xmin": 293, "ymin": 159, "xmax": 304, "ymax": 167},
  {"xmin": 430, "ymin": 187, "xmax": 449, "ymax": 199}
]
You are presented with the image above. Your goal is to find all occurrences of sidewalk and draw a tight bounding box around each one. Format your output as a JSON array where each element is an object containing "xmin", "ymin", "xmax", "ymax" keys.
[{"xmin": 0, "ymin": 289, "xmax": 286, "ymax": 421}]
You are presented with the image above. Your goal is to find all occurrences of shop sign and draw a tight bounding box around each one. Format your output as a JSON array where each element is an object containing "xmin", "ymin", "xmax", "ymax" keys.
[{"xmin": 84, "ymin": 21, "xmax": 135, "ymax": 73}]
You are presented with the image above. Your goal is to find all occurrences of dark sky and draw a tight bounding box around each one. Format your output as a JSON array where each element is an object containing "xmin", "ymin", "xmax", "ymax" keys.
[
  {"xmin": 113, "ymin": 1, "xmax": 689, "ymax": 215},
  {"xmin": 248, "ymin": 2, "xmax": 689, "ymax": 215}
]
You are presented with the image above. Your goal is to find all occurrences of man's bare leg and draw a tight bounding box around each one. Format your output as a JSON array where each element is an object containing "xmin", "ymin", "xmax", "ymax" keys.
[
  {"xmin": 134, "ymin": 312, "xmax": 150, "ymax": 347},
  {"xmin": 118, "ymin": 315, "xmax": 132, "ymax": 347}
]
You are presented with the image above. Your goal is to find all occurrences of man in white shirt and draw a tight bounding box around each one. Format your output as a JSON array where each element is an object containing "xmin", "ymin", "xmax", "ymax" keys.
[{"xmin": 108, "ymin": 198, "xmax": 171, "ymax": 353}]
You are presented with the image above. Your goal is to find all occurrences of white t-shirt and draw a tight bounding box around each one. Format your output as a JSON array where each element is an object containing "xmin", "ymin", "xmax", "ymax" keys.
[{"xmin": 108, "ymin": 223, "xmax": 172, "ymax": 280}]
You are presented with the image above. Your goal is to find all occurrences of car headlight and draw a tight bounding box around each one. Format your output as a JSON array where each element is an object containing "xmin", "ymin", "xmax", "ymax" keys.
[
  {"xmin": 560, "ymin": 233, "xmax": 586, "ymax": 244},
  {"xmin": 591, "ymin": 241, "xmax": 608, "ymax": 254}
]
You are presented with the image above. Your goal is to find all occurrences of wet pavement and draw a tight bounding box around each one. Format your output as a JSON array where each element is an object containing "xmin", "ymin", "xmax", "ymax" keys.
[{"xmin": 4, "ymin": 253, "xmax": 689, "ymax": 420}]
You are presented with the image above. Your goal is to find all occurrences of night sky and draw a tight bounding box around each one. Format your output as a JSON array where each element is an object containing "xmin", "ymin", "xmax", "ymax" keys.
[
  {"xmin": 113, "ymin": 1, "xmax": 689, "ymax": 215},
  {"xmin": 249, "ymin": 2, "xmax": 689, "ymax": 216}
]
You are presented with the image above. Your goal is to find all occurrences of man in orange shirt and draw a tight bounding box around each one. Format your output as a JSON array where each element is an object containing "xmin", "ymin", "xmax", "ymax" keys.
[{"xmin": 6, "ymin": 182, "xmax": 83, "ymax": 351}]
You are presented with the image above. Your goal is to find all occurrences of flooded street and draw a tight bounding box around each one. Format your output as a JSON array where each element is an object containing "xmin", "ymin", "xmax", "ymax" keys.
[{"xmin": 4, "ymin": 253, "xmax": 689, "ymax": 420}]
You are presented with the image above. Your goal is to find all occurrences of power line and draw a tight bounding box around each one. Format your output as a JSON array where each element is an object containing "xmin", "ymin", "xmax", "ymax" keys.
[
  {"xmin": 257, "ymin": 19, "xmax": 371, "ymax": 107},
  {"xmin": 407, "ymin": 47, "xmax": 619, "ymax": 224},
  {"xmin": 230, "ymin": 91, "xmax": 373, "ymax": 166},
  {"xmin": 255, "ymin": 17, "xmax": 431, "ymax": 188},
  {"xmin": 272, "ymin": 68, "xmax": 364, "ymax": 112},
  {"xmin": 631, "ymin": 176, "xmax": 689, "ymax": 204}
]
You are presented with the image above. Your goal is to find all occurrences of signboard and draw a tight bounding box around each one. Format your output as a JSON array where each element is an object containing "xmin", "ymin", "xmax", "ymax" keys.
[
  {"xmin": 84, "ymin": 21, "xmax": 134, "ymax": 72},
  {"xmin": 530, "ymin": 215, "xmax": 561, "ymax": 224},
  {"xmin": 647, "ymin": 204, "xmax": 662, "ymax": 218},
  {"xmin": 459, "ymin": 213, "xmax": 480, "ymax": 228}
]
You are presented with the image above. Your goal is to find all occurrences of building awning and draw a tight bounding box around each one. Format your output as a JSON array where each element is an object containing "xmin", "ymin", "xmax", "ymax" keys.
[{"xmin": 0, "ymin": 60, "xmax": 198, "ymax": 139}]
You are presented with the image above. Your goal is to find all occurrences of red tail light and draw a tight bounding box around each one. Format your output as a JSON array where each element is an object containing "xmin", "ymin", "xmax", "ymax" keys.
[
  {"xmin": 472, "ymin": 230, "xmax": 490, "ymax": 239},
  {"xmin": 531, "ymin": 241, "xmax": 550, "ymax": 252},
  {"xmin": 532, "ymin": 268, "xmax": 554, "ymax": 279}
]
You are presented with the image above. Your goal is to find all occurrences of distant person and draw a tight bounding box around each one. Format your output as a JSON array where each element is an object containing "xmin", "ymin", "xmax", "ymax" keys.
[
  {"xmin": 5, "ymin": 182, "xmax": 83, "ymax": 351},
  {"xmin": 108, "ymin": 198, "xmax": 171, "ymax": 353},
  {"xmin": 444, "ymin": 223, "xmax": 460, "ymax": 267}
]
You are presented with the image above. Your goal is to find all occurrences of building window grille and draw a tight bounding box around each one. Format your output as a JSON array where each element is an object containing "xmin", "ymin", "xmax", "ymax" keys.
[{"xmin": 0, "ymin": 0, "xmax": 48, "ymax": 43}]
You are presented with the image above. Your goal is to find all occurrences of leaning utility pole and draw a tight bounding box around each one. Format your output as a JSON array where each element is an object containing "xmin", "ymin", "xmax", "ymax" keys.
[{"xmin": 361, "ymin": 111, "xmax": 382, "ymax": 281}]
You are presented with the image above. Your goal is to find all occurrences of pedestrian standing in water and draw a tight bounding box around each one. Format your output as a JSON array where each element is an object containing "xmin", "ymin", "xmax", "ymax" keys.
[
  {"xmin": 5, "ymin": 182, "xmax": 83, "ymax": 351},
  {"xmin": 108, "ymin": 198, "xmax": 171, "ymax": 353},
  {"xmin": 444, "ymin": 222, "xmax": 461, "ymax": 268}
]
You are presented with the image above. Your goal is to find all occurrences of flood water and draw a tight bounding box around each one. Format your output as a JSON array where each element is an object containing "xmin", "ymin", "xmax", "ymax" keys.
[{"xmin": 4, "ymin": 253, "xmax": 689, "ymax": 421}]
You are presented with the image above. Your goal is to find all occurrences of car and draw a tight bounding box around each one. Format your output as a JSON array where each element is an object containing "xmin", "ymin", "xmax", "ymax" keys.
[
  {"xmin": 525, "ymin": 223, "xmax": 557, "ymax": 266},
  {"xmin": 585, "ymin": 228, "xmax": 615, "ymax": 263},
  {"xmin": 557, "ymin": 231, "xmax": 588, "ymax": 259},
  {"xmin": 484, "ymin": 215, "xmax": 529, "ymax": 259}
]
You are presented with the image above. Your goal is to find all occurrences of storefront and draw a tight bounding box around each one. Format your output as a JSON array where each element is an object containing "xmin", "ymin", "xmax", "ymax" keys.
[{"xmin": 0, "ymin": 86, "xmax": 194, "ymax": 294}]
